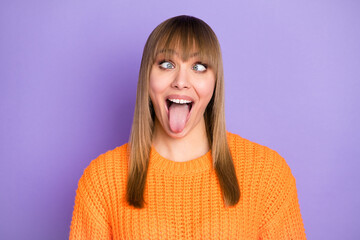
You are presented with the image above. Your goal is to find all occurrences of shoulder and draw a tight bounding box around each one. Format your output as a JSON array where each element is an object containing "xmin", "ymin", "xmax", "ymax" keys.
[
  {"xmin": 73, "ymin": 143, "xmax": 129, "ymax": 212},
  {"xmin": 226, "ymin": 130, "xmax": 281, "ymax": 159},
  {"xmin": 82, "ymin": 143, "xmax": 129, "ymax": 177},
  {"xmin": 226, "ymin": 131, "xmax": 298, "ymax": 214},
  {"xmin": 77, "ymin": 143, "xmax": 129, "ymax": 194},
  {"xmin": 226, "ymin": 130, "xmax": 293, "ymax": 181},
  {"xmin": 71, "ymin": 143, "xmax": 129, "ymax": 232},
  {"xmin": 226, "ymin": 130, "xmax": 271, "ymax": 154}
]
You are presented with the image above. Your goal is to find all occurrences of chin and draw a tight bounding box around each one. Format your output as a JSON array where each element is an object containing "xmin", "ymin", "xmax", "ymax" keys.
[{"xmin": 166, "ymin": 128, "xmax": 188, "ymax": 139}]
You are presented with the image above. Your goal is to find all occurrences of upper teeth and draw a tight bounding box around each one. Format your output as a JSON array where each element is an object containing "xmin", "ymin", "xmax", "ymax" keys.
[{"xmin": 168, "ymin": 99, "xmax": 192, "ymax": 104}]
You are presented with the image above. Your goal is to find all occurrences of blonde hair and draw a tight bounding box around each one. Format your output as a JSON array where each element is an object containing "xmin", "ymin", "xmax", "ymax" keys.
[{"xmin": 126, "ymin": 15, "xmax": 240, "ymax": 208}]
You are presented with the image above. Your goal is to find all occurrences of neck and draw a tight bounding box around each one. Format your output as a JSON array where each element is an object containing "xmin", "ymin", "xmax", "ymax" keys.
[{"xmin": 151, "ymin": 118, "xmax": 210, "ymax": 162}]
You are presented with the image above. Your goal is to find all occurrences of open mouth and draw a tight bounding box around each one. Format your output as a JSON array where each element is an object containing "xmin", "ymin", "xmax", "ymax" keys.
[
  {"xmin": 165, "ymin": 98, "xmax": 194, "ymax": 133},
  {"xmin": 166, "ymin": 99, "xmax": 193, "ymax": 112}
]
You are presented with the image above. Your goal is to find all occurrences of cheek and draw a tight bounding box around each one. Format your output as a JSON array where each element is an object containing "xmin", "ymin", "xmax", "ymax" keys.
[
  {"xmin": 197, "ymin": 77, "xmax": 216, "ymax": 102},
  {"xmin": 149, "ymin": 74, "xmax": 167, "ymax": 98},
  {"xmin": 149, "ymin": 77, "xmax": 162, "ymax": 102}
]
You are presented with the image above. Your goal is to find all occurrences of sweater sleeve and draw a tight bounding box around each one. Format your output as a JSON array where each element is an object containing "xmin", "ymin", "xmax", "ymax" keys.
[
  {"xmin": 258, "ymin": 150, "xmax": 306, "ymax": 240},
  {"xmin": 69, "ymin": 158, "xmax": 112, "ymax": 240}
]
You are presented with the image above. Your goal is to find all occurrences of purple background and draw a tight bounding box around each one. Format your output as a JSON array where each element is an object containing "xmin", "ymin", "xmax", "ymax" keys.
[{"xmin": 1, "ymin": 0, "xmax": 359, "ymax": 239}]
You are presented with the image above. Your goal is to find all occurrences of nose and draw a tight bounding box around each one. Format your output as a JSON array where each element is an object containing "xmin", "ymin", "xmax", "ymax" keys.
[{"xmin": 171, "ymin": 66, "xmax": 190, "ymax": 89}]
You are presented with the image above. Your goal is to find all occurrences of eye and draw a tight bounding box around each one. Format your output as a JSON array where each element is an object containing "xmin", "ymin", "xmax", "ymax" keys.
[
  {"xmin": 193, "ymin": 63, "xmax": 207, "ymax": 72},
  {"xmin": 159, "ymin": 61, "xmax": 175, "ymax": 69}
]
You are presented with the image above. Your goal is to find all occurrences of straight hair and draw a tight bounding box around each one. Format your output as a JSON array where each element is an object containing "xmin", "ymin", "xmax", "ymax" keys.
[{"xmin": 126, "ymin": 15, "xmax": 240, "ymax": 208}]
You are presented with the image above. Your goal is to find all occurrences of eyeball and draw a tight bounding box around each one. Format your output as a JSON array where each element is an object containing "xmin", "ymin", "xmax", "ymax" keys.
[
  {"xmin": 160, "ymin": 61, "xmax": 174, "ymax": 69},
  {"xmin": 193, "ymin": 63, "xmax": 207, "ymax": 72}
]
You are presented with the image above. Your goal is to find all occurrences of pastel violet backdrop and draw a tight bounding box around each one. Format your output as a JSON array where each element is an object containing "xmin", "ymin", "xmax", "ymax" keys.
[{"xmin": 0, "ymin": 0, "xmax": 359, "ymax": 239}]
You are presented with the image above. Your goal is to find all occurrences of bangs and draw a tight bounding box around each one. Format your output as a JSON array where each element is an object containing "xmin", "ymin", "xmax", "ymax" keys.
[{"xmin": 150, "ymin": 16, "xmax": 220, "ymax": 71}]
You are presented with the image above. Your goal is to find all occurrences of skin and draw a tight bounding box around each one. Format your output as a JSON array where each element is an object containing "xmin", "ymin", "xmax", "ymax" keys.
[{"xmin": 149, "ymin": 49, "xmax": 216, "ymax": 162}]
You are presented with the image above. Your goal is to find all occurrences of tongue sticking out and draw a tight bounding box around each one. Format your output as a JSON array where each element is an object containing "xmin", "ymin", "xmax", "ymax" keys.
[{"xmin": 168, "ymin": 103, "xmax": 190, "ymax": 133}]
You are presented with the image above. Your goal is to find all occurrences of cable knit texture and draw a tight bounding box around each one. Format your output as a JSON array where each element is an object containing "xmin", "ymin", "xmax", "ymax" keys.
[{"xmin": 69, "ymin": 131, "xmax": 306, "ymax": 239}]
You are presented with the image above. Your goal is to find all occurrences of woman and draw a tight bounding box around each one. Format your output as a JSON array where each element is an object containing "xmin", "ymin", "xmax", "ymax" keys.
[{"xmin": 69, "ymin": 15, "xmax": 306, "ymax": 239}]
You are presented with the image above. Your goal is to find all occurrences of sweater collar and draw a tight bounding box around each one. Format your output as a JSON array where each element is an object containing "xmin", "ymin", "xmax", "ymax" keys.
[{"xmin": 149, "ymin": 146, "xmax": 213, "ymax": 174}]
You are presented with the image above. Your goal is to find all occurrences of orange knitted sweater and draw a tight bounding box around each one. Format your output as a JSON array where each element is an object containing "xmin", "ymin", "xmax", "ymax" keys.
[{"xmin": 69, "ymin": 131, "xmax": 306, "ymax": 239}]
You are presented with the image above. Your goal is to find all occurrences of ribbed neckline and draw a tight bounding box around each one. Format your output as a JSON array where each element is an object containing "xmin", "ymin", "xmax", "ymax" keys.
[{"xmin": 149, "ymin": 146, "xmax": 213, "ymax": 174}]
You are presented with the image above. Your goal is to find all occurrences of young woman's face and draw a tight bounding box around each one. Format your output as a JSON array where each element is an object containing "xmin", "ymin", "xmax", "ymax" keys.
[{"xmin": 149, "ymin": 48, "xmax": 216, "ymax": 139}]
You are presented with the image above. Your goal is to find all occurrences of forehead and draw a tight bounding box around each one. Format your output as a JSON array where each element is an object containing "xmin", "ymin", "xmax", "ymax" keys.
[
  {"xmin": 150, "ymin": 32, "xmax": 219, "ymax": 68},
  {"xmin": 156, "ymin": 48, "xmax": 201, "ymax": 58}
]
